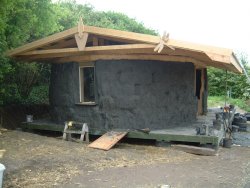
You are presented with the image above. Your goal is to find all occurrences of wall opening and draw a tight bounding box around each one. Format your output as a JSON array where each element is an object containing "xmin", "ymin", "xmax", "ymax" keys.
[
  {"xmin": 195, "ymin": 69, "xmax": 202, "ymax": 99},
  {"xmin": 195, "ymin": 68, "xmax": 208, "ymax": 115}
]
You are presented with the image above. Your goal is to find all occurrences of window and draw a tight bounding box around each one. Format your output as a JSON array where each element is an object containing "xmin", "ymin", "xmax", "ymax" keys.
[{"xmin": 79, "ymin": 64, "xmax": 95, "ymax": 103}]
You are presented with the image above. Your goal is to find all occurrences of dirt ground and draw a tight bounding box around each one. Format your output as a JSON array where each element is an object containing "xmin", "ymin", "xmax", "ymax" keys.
[{"xmin": 0, "ymin": 130, "xmax": 250, "ymax": 188}]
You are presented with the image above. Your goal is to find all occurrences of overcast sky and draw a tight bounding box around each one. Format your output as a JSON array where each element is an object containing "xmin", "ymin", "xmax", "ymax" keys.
[{"xmin": 77, "ymin": 0, "xmax": 250, "ymax": 62}]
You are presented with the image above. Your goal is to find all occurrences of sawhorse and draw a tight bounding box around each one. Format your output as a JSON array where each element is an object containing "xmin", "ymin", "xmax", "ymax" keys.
[{"xmin": 63, "ymin": 121, "xmax": 89, "ymax": 143}]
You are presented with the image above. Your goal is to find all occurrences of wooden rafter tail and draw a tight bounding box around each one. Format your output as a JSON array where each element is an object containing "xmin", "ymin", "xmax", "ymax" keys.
[{"xmin": 75, "ymin": 17, "xmax": 88, "ymax": 51}]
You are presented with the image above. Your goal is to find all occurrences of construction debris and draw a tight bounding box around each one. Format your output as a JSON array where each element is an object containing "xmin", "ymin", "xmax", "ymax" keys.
[
  {"xmin": 245, "ymin": 112, "xmax": 250, "ymax": 121},
  {"xmin": 135, "ymin": 128, "xmax": 150, "ymax": 134},
  {"xmin": 233, "ymin": 113, "xmax": 249, "ymax": 132},
  {"xmin": 172, "ymin": 144, "xmax": 217, "ymax": 156}
]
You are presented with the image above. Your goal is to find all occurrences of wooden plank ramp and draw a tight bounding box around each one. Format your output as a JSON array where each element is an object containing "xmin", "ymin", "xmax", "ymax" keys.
[{"xmin": 88, "ymin": 131, "xmax": 128, "ymax": 150}]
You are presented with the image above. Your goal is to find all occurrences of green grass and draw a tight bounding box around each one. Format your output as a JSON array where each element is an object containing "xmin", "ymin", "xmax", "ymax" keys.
[{"xmin": 208, "ymin": 96, "xmax": 250, "ymax": 112}]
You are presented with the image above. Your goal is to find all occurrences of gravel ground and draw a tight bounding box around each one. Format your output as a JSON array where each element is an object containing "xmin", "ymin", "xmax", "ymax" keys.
[{"xmin": 0, "ymin": 130, "xmax": 250, "ymax": 188}]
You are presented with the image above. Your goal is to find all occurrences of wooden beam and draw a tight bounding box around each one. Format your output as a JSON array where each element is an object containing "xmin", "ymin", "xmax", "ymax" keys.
[
  {"xmin": 204, "ymin": 53, "xmax": 242, "ymax": 73},
  {"xmin": 84, "ymin": 25, "xmax": 160, "ymax": 44},
  {"xmin": 168, "ymin": 39, "xmax": 233, "ymax": 56},
  {"xmin": 222, "ymin": 63, "xmax": 241, "ymax": 73},
  {"xmin": 231, "ymin": 53, "xmax": 243, "ymax": 73},
  {"xmin": 18, "ymin": 44, "xmax": 223, "ymax": 64},
  {"xmin": 18, "ymin": 44, "xmax": 235, "ymax": 69},
  {"xmin": 21, "ymin": 48, "xmax": 80, "ymax": 56},
  {"xmin": 21, "ymin": 44, "xmax": 155, "ymax": 56},
  {"xmin": 205, "ymin": 52, "xmax": 230, "ymax": 64},
  {"xmin": 17, "ymin": 50, "xmax": 210, "ymax": 68},
  {"xmin": 55, "ymin": 54, "xmax": 208, "ymax": 67},
  {"xmin": 7, "ymin": 27, "xmax": 78, "ymax": 56},
  {"xmin": 53, "ymin": 54, "xmax": 241, "ymax": 72},
  {"xmin": 17, "ymin": 44, "xmax": 240, "ymax": 72}
]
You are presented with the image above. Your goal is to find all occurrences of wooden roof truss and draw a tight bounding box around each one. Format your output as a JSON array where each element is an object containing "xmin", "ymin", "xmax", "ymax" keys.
[{"xmin": 6, "ymin": 18, "xmax": 242, "ymax": 73}]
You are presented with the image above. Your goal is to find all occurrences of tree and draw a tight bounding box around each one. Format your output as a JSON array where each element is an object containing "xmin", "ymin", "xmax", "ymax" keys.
[
  {"xmin": 54, "ymin": 1, "xmax": 157, "ymax": 35},
  {"xmin": 0, "ymin": 0, "xmax": 61, "ymax": 105},
  {"xmin": 0, "ymin": 0, "xmax": 157, "ymax": 105},
  {"xmin": 208, "ymin": 54, "xmax": 250, "ymax": 99}
]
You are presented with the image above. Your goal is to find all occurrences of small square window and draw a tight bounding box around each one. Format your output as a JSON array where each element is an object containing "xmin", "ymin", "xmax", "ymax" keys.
[{"xmin": 79, "ymin": 66, "xmax": 95, "ymax": 103}]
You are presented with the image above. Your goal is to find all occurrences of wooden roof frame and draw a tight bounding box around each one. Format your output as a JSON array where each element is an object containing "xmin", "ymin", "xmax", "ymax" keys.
[{"xmin": 6, "ymin": 24, "xmax": 242, "ymax": 73}]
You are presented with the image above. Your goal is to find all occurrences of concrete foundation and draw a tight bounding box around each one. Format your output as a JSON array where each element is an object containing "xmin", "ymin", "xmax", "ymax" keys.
[{"xmin": 49, "ymin": 60, "xmax": 198, "ymax": 130}]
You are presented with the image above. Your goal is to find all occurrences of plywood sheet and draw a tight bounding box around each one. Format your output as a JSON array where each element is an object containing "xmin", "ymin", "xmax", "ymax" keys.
[{"xmin": 88, "ymin": 131, "xmax": 128, "ymax": 150}]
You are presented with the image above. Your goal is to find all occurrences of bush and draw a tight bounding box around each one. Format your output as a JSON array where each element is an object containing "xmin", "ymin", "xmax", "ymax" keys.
[{"xmin": 24, "ymin": 85, "xmax": 49, "ymax": 105}]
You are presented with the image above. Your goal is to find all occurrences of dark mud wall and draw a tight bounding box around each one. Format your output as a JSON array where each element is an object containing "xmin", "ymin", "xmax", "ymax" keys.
[{"xmin": 50, "ymin": 60, "xmax": 197, "ymax": 130}]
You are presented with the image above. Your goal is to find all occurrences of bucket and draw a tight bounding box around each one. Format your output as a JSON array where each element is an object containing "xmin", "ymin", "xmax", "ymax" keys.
[
  {"xmin": 26, "ymin": 115, "xmax": 33, "ymax": 122},
  {"xmin": 0, "ymin": 163, "xmax": 5, "ymax": 188},
  {"xmin": 223, "ymin": 138, "xmax": 232, "ymax": 148}
]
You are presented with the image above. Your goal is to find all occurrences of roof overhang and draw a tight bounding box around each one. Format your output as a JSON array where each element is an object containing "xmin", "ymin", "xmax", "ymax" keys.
[{"xmin": 6, "ymin": 22, "xmax": 243, "ymax": 74}]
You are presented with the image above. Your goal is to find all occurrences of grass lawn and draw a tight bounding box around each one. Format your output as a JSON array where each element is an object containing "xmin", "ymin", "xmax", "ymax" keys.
[{"xmin": 208, "ymin": 96, "xmax": 250, "ymax": 112}]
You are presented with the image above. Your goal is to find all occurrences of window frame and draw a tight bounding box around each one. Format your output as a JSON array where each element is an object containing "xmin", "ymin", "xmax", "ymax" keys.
[{"xmin": 79, "ymin": 62, "xmax": 96, "ymax": 105}]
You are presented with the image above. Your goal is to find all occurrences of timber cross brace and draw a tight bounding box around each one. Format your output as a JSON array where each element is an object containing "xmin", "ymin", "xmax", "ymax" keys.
[
  {"xmin": 75, "ymin": 17, "xmax": 89, "ymax": 51},
  {"xmin": 154, "ymin": 31, "xmax": 175, "ymax": 53}
]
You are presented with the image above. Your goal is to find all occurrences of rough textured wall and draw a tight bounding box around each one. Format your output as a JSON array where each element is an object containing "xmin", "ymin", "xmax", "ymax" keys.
[{"xmin": 50, "ymin": 60, "xmax": 197, "ymax": 130}]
